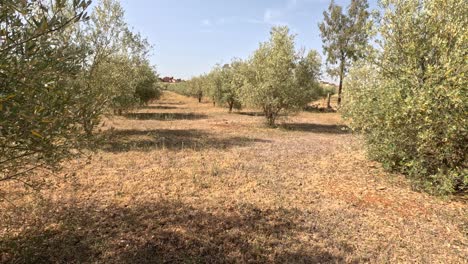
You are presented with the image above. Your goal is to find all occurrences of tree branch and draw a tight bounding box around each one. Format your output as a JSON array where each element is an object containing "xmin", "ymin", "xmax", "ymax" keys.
[{"xmin": 1, "ymin": 12, "xmax": 84, "ymax": 53}]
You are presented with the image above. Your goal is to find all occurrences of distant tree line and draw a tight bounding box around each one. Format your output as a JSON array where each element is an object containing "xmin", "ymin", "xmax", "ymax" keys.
[{"xmin": 170, "ymin": 26, "xmax": 323, "ymax": 127}]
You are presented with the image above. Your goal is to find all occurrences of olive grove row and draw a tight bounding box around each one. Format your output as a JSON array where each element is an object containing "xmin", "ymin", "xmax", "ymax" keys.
[
  {"xmin": 0, "ymin": 0, "xmax": 466, "ymax": 195},
  {"xmin": 1, "ymin": 0, "xmax": 161, "ymax": 186},
  {"xmin": 170, "ymin": 26, "xmax": 324, "ymax": 127}
]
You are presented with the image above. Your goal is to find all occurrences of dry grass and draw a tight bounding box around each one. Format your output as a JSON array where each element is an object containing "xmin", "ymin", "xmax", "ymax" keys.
[{"xmin": 1, "ymin": 91, "xmax": 467, "ymax": 263}]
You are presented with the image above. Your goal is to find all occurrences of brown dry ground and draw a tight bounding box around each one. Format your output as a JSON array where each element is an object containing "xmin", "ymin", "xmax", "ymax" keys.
[{"xmin": 1, "ymin": 91, "xmax": 467, "ymax": 263}]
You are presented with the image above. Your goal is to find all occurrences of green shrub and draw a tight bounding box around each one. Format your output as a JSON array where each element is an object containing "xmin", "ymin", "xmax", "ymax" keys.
[
  {"xmin": 343, "ymin": 0, "xmax": 467, "ymax": 195},
  {"xmin": 167, "ymin": 82, "xmax": 192, "ymax": 97},
  {"xmin": 135, "ymin": 63, "xmax": 161, "ymax": 105}
]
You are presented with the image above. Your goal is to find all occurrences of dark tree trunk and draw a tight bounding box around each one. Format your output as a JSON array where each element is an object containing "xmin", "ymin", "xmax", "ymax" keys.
[
  {"xmin": 264, "ymin": 106, "xmax": 279, "ymax": 127},
  {"xmin": 83, "ymin": 119, "xmax": 93, "ymax": 137},
  {"xmin": 338, "ymin": 77, "xmax": 343, "ymax": 106},
  {"xmin": 338, "ymin": 57, "xmax": 345, "ymax": 107},
  {"xmin": 267, "ymin": 114, "xmax": 275, "ymax": 127},
  {"xmin": 327, "ymin": 93, "xmax": 332, "ymax": 109},
  {"xmin": 228, "ymin": 101, "xmax": 233, "ymax": 113}
]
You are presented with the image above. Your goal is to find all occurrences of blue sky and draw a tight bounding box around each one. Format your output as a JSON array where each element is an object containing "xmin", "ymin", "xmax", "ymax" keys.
[{"xmin": 118, "ymin": 0, "xmax": 378, "ymax": 80}]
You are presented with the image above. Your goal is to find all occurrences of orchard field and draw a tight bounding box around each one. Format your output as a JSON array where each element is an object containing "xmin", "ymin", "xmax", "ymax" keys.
[
  {"xmin": 1, "ymin": 91, "xmax": 466, "ymax": 263},
  {"xmin": 1, "ymin": 0, "xmax": 467, "ymax": 262}
]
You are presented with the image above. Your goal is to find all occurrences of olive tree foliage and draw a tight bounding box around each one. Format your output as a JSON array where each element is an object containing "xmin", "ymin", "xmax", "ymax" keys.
[
  {"xmin": 169, "ymin": 76, "xmax": 204, "ymax": 102},
  {"xmin": 204, "ymin": 61, "xmax": 244, "ymax": 112},
  {"xmin": 0, "ymin": 0, "xmax": 159, "ymax": 187},
  {"xmin": 189, "ymin": 76, "xmax": 204, "ymax": 103},
  {"xmin": 223, "ymin": 59, "xmax": 246, "ymax": 112},
  {"xmin": 241, "ymin": 26, "xmax": 321, "ymax": 126},
  {"xmin": 188, "ymin": 26, "xmax": 321, "ymax": 124},
  {"xmin": 319, "ymin": 0, "xmax": 371, "ymax": 106},
  {"xmin": 167, "ymin": 81, "xmax": 191, "ymax": 97},
  {"xmin": 204, "ymin": 66, "xmax": 223, "ymax": 106},
  {"xmin": 0, "ymin": 0, "xmax": 91, "ymax": 185},
  {"xmin": 295, "ymin": 49, "xmax": 323, "ymax": 103},
  {"xmin": 343, "ymin": 0, "xmax": 467, "ymax": 195},
  {"xmin": 76, "ymin": 0, "xmax": 158, "ymax": 134},
  {"xmin": 134, "ymin": 62, "xmax": 161, "ymax": 105}
]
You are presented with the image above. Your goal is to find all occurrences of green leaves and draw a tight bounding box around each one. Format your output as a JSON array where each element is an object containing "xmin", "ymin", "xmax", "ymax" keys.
[
  {"xmin": 183, "ymin": 26, "xmax": 322, "ymax": 126},
  {"xmin": 343, "ymin": 0, "xmax": 467, "ymax": 195},
  {"xmin": 319, "ymin": 0, "xmax": 371, "ymax": 105},
  {"xmin": 1, "ymin": 0, "xmax": 93, "ymax": 184},
  {"xmin": 1, "ymin": 0, "xmax": 156, "ymax": 187}
]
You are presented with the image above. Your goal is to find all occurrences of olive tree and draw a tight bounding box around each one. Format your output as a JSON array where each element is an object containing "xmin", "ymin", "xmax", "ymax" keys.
[
  {"xmin": 167, "ymin": 81, "xmax": 192, "ymax": 97},
  {"xmin": 0, "ymin": 0, "xmax": 158, "ymax": 187},
  {"xmin": 134, "ymin": 62, "xmax": 161, "ymax": 105},
  {"xmin": 205, "ymin": 66, "xmax": 223, "ymax": 106},
  {"xmin": 343, "ymin": 0, "xmax": 467, "ymax": 195},
  {"xmin": 100, "ymin": 55, "xmax": 140, "ymax": 115},
  {"xmin": 77, "ymin": 0, "xmax": 154, "ymax": 132},
  {"xmin": 189, "ymin": 76, "xmax": 204, "ymax": 103},
  {"xmin": 241, "ymin": 26, "xmax": 321, "ymax": 126},
  {"xmin": 0, "ymin": 0, "xmax": 91, "ymax": 185},
  {"xmin": 295, "ymin": 50, "xmax": 323, "ymax": 105},
  {"xmin": 222, "ymin": 60, "xmax": 244, "ymax": 112},
  {"xmin": 205, "ymin": 61, "xmax": 244, "ymax": 112}
]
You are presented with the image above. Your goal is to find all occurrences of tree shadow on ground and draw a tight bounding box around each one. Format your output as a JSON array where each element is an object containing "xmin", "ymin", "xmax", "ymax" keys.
[
  {"xmin": 304, "ymin": 106, "xmax": 337, "ymax": 113},
  {"xmin": 141, "ymin": 105, "xmax": 183, "ymax": 110},
  {"xmin": 236, "ymin": 111, "xmax": 264, "ymax": 117},
  {"xmin": 94, "ymin": 129, "xmax": 271, "ymax": 153},
  {"xmin": 281, "ymin": 123, "xmax": 350, "ymax": 134},
  {"xmin": 124, "ymin": 112, "xmax": 207, "ymax": 121},
  {"xmin": 0, "ymin": 200, "xmax": 356, "ymax": 263},
  {"xmin": 156, "ymin": 101, "xmax": 185, "ymax": 105},
  {"xmin": 236, "ymin": 112, "xmax": 288, "ymax": 117}
]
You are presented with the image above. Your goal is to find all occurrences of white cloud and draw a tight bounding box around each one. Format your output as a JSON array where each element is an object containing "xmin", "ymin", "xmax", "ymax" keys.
[
  {"xmin": 260, "ymin": 0, "xmax": 312, "ymax": 26},
  {"xmin": 202, "ymin": 0, "xmax": 309, "ymax": 29}
]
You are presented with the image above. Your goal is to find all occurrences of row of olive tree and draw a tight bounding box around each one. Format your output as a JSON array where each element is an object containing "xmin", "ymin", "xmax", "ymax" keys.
[
  {"xmin": 173, "ymin": 26, "xmax": 322, "ymax": 127},
  {"xmin": 343, "ymin": 0, "xmax": 467, "ymax": 195},
  {"xmin": 74, "ymin": 0, "xmax": 161, "ymax": 134},
  {"xmin": 0, "ymin": 0, "xmax": 160, "ymax": 186}
]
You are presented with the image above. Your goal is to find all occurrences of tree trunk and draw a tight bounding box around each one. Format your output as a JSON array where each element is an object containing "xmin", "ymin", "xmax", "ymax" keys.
[
  {"xmin": 327, "ymin": 93, "xmax": 332, "ymax": 109},
  {"xmin": 264, "ymin": 107, "xmax": 277, "ymax": 127},
  {"xmin": 198, "ymin": 94, "xmax": 202, "ymax": 103},
  {"xmin": 338, "ymin": 77, "xmax": 343, "ymax": 106},
  {"xmin": 267, "ymin": 115, "xmax": 275, "ymax": 127},
  {"xmin": 228, "ymin": 101, "xmax": 233, "ymax": 113},
  {"xmin": 83, "ymin": 119, "xmax": 93, "ymax": 137},
  {"xmin": 337, "ymin": 58, "xmax": 345, "ymax": 107}
]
